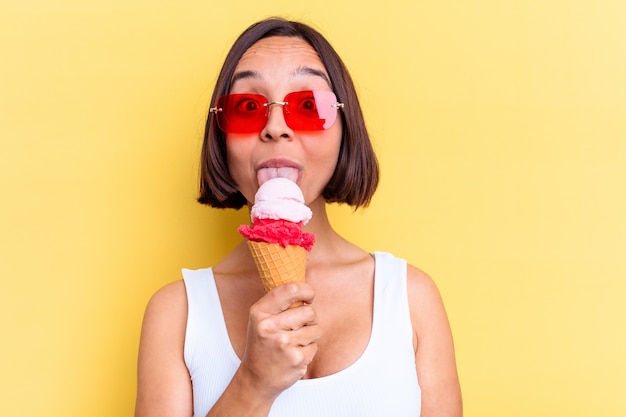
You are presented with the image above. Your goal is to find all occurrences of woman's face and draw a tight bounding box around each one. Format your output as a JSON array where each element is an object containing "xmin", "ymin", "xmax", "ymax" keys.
[{"xmin": 225, "ymin": 36, "xmax": 342, "ymax": 207}]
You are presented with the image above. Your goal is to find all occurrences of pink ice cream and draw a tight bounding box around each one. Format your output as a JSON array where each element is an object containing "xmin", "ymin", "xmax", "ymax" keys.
[{"xmin": 238, "ymin": 178, "xmax": 315, "ymax": 250}]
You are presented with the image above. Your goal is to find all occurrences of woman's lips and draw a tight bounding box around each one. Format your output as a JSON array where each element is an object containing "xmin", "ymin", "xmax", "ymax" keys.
[
  {"xmin": 257, "ymin": 166, "xmax": 300, "ymax": 185},
  {"xmin": 257, "ymin": 159, "xmax": 301, "ymax": 185}
]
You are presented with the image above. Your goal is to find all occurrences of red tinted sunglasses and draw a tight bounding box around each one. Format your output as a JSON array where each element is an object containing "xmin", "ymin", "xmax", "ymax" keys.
[{"xmin": 209, "ymin": 90, "xmax": 344, "ymax": 134}]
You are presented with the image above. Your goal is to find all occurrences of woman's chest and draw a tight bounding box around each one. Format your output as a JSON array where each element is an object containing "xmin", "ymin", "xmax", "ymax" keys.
[{"xmin": 221, "ymin": 278, "xmax": 375, "ymax": 379}]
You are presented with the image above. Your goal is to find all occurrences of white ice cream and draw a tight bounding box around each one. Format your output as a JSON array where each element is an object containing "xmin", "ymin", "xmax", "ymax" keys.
[{"xmin": 250, "ymin": 178, "xmax": 312, "ymax": 224}]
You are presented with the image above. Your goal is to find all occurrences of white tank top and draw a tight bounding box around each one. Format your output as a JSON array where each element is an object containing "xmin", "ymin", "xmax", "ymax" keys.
[{"xmin": 183, "ymin": 252, "xmax": 421, "ymax": 416}]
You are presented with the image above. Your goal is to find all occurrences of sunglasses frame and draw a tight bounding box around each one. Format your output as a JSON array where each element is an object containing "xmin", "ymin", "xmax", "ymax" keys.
[{"xmin": 209, "ymin": 90, "xmax": 344, "ymax": 134}]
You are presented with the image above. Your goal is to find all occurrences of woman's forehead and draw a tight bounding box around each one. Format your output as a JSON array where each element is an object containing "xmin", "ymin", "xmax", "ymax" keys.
[
  {"xmin": 232, "ymin": 37, "xmax": 330, "ymax": 89},
  {"xmin": 242, "ymin": 36, "xmax": 317, "ymax": 56},
  {"xmin": 236, "ymin": 37, "xmax": 324, "ymax": 72}
]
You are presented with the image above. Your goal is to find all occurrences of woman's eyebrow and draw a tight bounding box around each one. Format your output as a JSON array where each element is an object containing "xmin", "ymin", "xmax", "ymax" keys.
[
  {"xmin": 293, "ymin": 66, "xmax": 331, "ymax": 87},
  {"xmin": 231, "ymin": 70, "xmax": 262, "ymax": 86}
]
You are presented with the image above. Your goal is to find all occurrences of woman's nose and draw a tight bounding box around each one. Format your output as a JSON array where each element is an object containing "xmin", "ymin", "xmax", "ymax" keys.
[{"xmin": 260, "ymin": 102, "xmax": 293, "ymax": 141}]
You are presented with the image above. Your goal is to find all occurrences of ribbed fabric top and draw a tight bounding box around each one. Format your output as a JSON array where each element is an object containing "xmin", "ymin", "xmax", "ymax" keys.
[{"xmin": 183, "ymin": 252, "xmax": 421, "ymax": 416}]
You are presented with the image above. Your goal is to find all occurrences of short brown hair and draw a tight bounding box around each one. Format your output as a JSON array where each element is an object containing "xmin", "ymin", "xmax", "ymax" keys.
[{"xmin": 198, "ymin": 18, "xmax": 379, "ymax": 209}]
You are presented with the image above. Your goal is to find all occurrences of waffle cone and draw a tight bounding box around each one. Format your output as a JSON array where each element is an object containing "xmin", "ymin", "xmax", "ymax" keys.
[{"xmin": 247, "ymin": 241, "xmax": 306, "ymax": 307}]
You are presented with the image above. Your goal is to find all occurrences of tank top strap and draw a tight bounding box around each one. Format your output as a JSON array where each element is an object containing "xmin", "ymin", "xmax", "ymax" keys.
[
  {"xmin": 182, "ymin": 268, "xmax": 240, "ymax": 383},
  {"xmin": 369, "ymin": 252, "xmax": 414, "ymax": 358}
]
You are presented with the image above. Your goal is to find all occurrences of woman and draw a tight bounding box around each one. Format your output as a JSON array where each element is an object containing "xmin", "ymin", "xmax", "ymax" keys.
[{"xmin": 135, "ymin": 18, "xmax": 462, "ymax": 417}]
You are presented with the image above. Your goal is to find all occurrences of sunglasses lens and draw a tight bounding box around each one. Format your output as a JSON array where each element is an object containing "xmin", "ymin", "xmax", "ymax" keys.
[
  {"xmin": 215, "ymin": 94, "xmax": 268, "ymax": 133},
  {"xmin": 284, "ymin": 90, "xmax": 339, "ymax": 131}
]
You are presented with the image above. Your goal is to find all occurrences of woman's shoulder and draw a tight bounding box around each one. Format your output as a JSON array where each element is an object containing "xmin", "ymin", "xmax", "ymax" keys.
[
  {"xmin": 405, "ymin": 262, "xmax": 436, "ymax": 288},
  {"xmin": 148, "ymin": 279, "xmax": 187, "ymax": 304},
  {"xmin": 404, "ymin": 262, "xmax": 444, "ymax": 308},
  {"xmin": 142, "ymin": 280, "xmax": 188, "ymax": 329}
]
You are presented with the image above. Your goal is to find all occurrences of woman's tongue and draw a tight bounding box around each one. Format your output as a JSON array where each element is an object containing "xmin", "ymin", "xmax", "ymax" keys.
[{"xmin": 257, "ymin": 167, "xmax": 299, "ymax": 185}]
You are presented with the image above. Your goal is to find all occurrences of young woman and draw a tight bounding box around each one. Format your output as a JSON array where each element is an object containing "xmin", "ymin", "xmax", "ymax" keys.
[{"xmin": 135, "ymin": 18, "xmax": 462, "ymax": 417}]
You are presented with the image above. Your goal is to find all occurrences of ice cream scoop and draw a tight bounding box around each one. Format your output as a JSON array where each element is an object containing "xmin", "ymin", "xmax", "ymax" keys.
[
  {"xmin": 250, "ymin": 177, "xmax": 312, "ymax": 224},
  {"xmin": 240, "ymin": 177, "xmax": 315, "ymax": 250}
]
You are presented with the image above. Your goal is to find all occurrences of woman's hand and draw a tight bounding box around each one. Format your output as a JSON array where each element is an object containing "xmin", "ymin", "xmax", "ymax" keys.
[{"xmin": 239, "ymin": 282, "xmax": 321, "ymax": 400}]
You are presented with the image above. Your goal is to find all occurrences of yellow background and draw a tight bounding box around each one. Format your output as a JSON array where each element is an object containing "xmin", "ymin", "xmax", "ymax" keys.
[{"xmin": 1, "ymin": 1, "xmax": 624, "ymax": 416}]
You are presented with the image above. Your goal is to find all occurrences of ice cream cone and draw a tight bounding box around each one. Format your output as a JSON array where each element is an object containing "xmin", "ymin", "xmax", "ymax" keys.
[{"xmin": 247, "ymin": 240, "xmax": 306, "ymax": 307}]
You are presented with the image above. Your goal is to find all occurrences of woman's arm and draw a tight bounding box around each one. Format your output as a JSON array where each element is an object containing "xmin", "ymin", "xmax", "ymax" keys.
[
  {"xmin": 407, "ymin": 265, "xmax": 463, "ymax": 417},
  {"xmin": 135, "ymin": 281, "xmax": 193, "ymax": 417}
]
